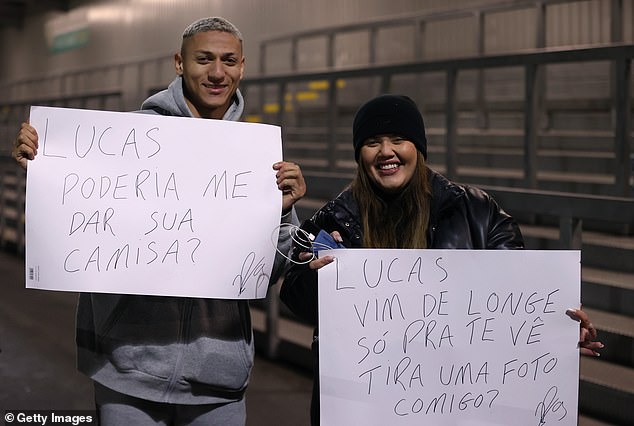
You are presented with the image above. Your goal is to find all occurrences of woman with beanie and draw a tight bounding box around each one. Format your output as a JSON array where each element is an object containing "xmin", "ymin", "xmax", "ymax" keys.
[{"xmin": 280, "ymin": 94, "xmax": 602, "ymax": 425}]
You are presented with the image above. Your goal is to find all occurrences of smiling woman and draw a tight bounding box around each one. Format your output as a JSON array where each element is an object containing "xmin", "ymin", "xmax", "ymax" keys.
[
  {"xmin": 281, "ymin": 94, "xmax": 603, "ymax": 426},
  {"xmin": 358, "ymin": 135, "xmax": 419, "ymax": 195},
  {"xmin": 346, "ymin": 96, "xmax": 435, "ymax": 249},
  {"xmin": 280, "ymin": 93, "xmax": 528, "ymax": 425}
]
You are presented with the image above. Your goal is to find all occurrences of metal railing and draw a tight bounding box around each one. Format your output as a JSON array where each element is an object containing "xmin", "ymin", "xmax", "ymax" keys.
[
  {"xmin": 1, "ymin": 44, "xmax": 632, "ymax": 254},
  {"xmin": 259, "ymin": 0, "xmax": 629, "ymax": 134},
  {"xmin": 0, "ymin": 160, "xmax": 25, "ymax": 253},
  {"xmin": 259, "ymin": 0, "xmax": 628, "ymax": 74},
  {"xmin": 294, "ymin": 173, "xmax": 634, "ymax": 244},
  {"xmin": 242, "ymin": 44, "xmax": 634, "ymax": 197}
]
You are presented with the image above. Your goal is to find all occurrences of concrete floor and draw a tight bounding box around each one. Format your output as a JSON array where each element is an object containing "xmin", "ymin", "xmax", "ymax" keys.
[{"xmin": 0, "ymin": 250, "xmax": 312, "ymax": 425}]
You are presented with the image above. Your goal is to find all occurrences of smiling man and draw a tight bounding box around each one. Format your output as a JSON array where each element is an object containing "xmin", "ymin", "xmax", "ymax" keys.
[
  {"xmin": 13, "ymin": 17, "xmax": 306, "ymax": 426},
  {"xmin": 174, "ymin": 22, "xmax": 245, "ymax": 119}
]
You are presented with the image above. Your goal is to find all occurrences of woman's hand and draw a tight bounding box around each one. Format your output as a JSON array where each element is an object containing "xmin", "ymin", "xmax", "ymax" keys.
[
  {"xmin": 297, "ymin": 230, "xmax": 343, "ymax": 270},
  {"xmin": 566, "ymin": 307, "xmax": 604, "ymax": 356}
]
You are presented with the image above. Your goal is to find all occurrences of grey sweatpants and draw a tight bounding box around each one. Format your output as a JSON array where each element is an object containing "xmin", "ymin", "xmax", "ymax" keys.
[{"xmin": 94, "ymin": 382, "xmax": 246, "ymax": 426}]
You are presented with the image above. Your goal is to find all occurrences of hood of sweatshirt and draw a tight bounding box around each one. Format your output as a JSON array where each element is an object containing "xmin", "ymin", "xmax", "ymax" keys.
[{"xmin": 140, "ymin": 75, "xmax": 244, "ymax": 121}]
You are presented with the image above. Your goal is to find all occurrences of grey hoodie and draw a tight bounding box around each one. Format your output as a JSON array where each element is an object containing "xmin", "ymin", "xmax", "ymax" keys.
[
  {"xmin": 140, "ymin": 75, "xmax": 245, "ymax": 120},
  {"xmin": 76, "ymin": 76, "xmax": 298, "ymax": 404}
]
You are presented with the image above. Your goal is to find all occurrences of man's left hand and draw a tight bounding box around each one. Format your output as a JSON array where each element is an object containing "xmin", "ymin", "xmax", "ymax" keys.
[{"xmin": 273, "ymin": 161, "xmax": 306, "ymax": 214}]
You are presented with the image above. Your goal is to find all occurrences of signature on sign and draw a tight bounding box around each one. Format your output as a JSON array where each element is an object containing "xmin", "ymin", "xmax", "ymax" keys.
[
  {"xmin": 232, "ymin": 251, "xmax": 269, "ymax": 298},
  {"xmin": 535, "ymin": 385, "xmax": 568, "ymax": 425}
]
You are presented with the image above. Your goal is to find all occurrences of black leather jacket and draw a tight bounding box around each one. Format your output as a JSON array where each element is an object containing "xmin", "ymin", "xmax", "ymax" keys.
[{"xmin": 281, "ymin": 169, "xmax": 524, "ymax": 325}]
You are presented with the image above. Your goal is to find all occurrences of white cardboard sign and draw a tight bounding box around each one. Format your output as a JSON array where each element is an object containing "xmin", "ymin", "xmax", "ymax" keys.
[
  {"xmin": 318, "ymin": 249, "xmax": 580, "ymax": 425},
  {"xmin": 26, "ymin": 106, "xmax": 283, "ymax": 299}
]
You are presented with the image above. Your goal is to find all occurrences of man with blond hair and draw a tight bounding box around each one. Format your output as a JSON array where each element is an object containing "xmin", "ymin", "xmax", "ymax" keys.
[{"xmin": 13, "ymin": 17, "xmax": 305, "ymax": 425}]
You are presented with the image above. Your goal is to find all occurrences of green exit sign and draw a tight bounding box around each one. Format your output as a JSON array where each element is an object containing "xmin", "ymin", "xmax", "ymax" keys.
[{"xmin": 49, "ymin": 27, "xmax": 90, "ymax": 53}]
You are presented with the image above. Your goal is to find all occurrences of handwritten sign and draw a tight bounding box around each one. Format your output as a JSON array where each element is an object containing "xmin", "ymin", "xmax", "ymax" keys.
[
  {"xmin": 318, "ymin": 249, "xmax": 580, "ymax": 425},
  {"xmin": 25, "ymin": 106, "xmax": 283, "ymax": 299}
]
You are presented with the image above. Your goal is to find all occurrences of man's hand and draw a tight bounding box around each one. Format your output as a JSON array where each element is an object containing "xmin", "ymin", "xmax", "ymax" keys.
[
  {"xmin": 13, "ymin": 122, "xmax": 39, "ymax": 170},
  {"xmin": 273, "ymin": 161, "xmax": 306, "ymax": 214}
]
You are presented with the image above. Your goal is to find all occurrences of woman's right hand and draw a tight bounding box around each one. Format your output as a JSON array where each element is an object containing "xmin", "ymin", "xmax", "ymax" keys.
[
  {"xmin": 299, "ymin": 252, "xmax": 335, "ymax": 269},
  {"xmin": 12, "ymin": 122, "xmax": 39, "ymax": 170},
  {"xmin": 298, "ymin": 230, "xmax": 343, "ymax": 270}
]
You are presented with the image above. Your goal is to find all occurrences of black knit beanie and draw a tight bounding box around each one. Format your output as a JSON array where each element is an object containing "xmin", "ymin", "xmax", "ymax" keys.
[{"xmin": 352, "ymin": 94, "xmax": 427, "ymax": 161}]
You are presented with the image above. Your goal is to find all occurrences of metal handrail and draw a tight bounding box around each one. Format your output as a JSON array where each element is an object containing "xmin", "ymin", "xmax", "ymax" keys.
[
  {"xmin": 296, "ymin": 173, "xmax": 634, "ymax": 234},
  {"xmin": 479, "ymin": 185, "xmax": 634, "ymax": 248},
  {"xmin": 242, "ymin": 44, "xmax": 634, "ymax": 197},
  {"xmin": 259, "ymin": 0, "xmax": 626, "ymax": 74}
]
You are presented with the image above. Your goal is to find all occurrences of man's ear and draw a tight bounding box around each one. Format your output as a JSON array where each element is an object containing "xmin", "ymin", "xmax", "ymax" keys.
[
  {"xmin": 239, "ymin": 56, "xmax": 245, "ymax": 80},
  {"xmin": 174, "ymin": 53, "xmax": 184, "ymax": 76}
]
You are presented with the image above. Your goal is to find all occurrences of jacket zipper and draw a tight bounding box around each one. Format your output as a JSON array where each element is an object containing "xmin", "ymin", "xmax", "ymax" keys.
[{"xmin": 162, "ymin": 297, "xmax": 193, "ymax": 402}]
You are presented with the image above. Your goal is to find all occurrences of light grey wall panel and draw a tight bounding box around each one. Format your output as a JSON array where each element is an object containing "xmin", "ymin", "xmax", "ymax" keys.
[
  {"xmin": 0, "ymin": 0, "xmax": 526, "ymax": 84},
  {"xmin": 424, "ymin": 16, "xmax": 478, "ymax": 59},
  {"xmin": 485, "ymin": 7, "xmax": 538, "ymax": 53},
  {"xmin": 546, "ymin": 0, "xmax": 610, "ymax": 46},
  {"xmin": 625, "ymin": 0, "xmax": 634, "ymax": 42},
  {"xmin": 375, "ymin": 26, "xmax": 417, "ymax": 64},
  {"xmin": 0, "ymin": 0, "xmax": 628, "ymax": 110},
  {"xmin": 335, "ymin": 31, "xmax": 371, "ymax": 68},
  {"xmin": 296, "ymin": 37, "xmax": 329, "ymax": 71}
]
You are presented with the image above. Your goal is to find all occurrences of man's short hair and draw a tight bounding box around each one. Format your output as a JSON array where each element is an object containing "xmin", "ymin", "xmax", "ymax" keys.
[{"xmin": 182, "ymin": 17, "xmax": 243, "ymax": 44}]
